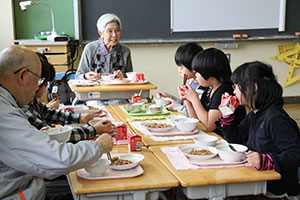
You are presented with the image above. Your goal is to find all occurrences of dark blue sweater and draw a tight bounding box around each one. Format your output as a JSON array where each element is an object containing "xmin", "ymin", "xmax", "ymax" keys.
[{"xmin": 219, "ymin": 100, "xmax": 300, "ymax": 196}]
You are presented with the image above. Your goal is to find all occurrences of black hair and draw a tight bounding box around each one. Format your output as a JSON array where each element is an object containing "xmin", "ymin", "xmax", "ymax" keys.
[
  {"xmin": 192, "ymin": 48, "xmax": 232, "ymax": 84},
  {"xmin": 231, "ymin": 61, "xmax": 283, "ymax": 110},
  {"xmin": 174, "ymin": 42, "xmax": 203, "ymax": 71},
  {"xmin": 36, "ymin": 52, "xmax": 56, "ymax": 87}
]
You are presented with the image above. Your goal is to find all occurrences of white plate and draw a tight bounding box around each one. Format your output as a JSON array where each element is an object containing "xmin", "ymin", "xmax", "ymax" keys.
[
  {"xmin": 76, "ymin": 165, "xmax": 144, "ymax": 180},
  {"xmin": 68, "ymin": 123, "xmax": 88, "ymax": 129},
  {"xmin": 141, "ymin": 122, "xmax": 175, "ymax": 132},
  {"xmin": 179, "ymin": 145, "xmax": 218, "ymax": 160},
  {"xmin": 110, "ymin": 154, "xmax": 144, "ymax": 170}
]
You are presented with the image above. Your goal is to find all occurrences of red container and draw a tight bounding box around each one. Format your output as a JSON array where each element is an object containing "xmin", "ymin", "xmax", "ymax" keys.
[
  {"xmin": 131, "ymin": 94, "xmax": 142, "ymax": 103},
  {"xmin": 116, "ymin": 124, "xmax": 128, "ymax": 140},
  {"xmin": 128, "ymin": 132, "xmax": 142, "ymax": 151},
  {"xmin": 135, "ymin": 73, "xmax": 144, "ymax": 82}
]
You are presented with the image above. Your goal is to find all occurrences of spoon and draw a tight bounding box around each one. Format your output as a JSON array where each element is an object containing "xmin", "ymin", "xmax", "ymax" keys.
[
  {"xmin": 228, "ymin": 144, "xmax": 238, "ymax": 152},
  {"xmin": 107, "ymin": 152, "xmax": 112, "ymax": 161}
]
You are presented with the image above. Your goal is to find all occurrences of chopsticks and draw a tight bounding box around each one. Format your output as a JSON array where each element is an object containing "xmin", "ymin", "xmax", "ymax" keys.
[
  {"xmin": 107, "ymin": 152, "xmax": 112, "ymax": 161},
  {"xmin": 183, "ymin": 74, "xmax": 188, "ymax": 85}
]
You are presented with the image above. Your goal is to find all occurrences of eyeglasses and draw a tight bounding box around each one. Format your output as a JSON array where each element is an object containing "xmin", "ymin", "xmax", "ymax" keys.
[{"xmin": 14, "ymin": 68, "xmax": 45, "ymax": 86}]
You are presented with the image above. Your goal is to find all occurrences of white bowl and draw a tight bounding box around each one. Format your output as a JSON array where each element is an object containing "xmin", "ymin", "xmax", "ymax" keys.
[
  {"xmin": 179, "ymin": 145, "xmax": 218, "ymax": 160},
  {"xmin": 215, "ymin": 143, "xmax": 248, "ymax": 162},
  {"xmin": 154, "ymin": 98, "xmax": 171, "ymax": 106},
  {"xmin": 62, "ymin": 105, "xmax": 89, "ymax": 113},
  {"xmin": 142, "ymin": 122, "xmax": 175, "ymax": 132},
  {"xmin": 166, "ymin": 115, "xmax": 187, "ymax": 123},
  {"xmin": 173, "ymin": 118, "xmax": 199, "ymax": 132},
  {"xmin": 101, "ymin": 74, "xmax": 115, "ymax": 81},
  {"xmin": 44, "ymin": 126, "xmax": 72, "ymax": 143},
  {"xmin": 110, "ymin": 154, "xmax": 144, "ymax": 170},
  {"xmin": 193, "ymin": 135, "xmax": 219, "ymax": 146},
  {"xmin": 84, "ymin": 158, "xmax": 111, "ymax": 177},
  {"xmin": 110, "ymin": 78, "xmax": 131, "ymax": 84},
  {"xmin": 146, "ymin": 104, "xmax": 162, "ymax": 113},
  {"xmin": 126, "ymin": 72, "xmax": 137, "ymax": 82}
]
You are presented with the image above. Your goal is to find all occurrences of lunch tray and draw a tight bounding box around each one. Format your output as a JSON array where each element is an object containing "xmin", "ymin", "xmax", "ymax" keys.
[
  {"xmin": 76, "ymin": 165, "xmax": 144, "ymax": 180},
  {"xmin": 120, "ymin": 105, "xmax": 170, "ymax": 116}
]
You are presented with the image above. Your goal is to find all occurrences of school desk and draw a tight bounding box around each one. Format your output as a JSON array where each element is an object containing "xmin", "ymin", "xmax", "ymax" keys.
[
  {"xmin": 68, "ymin": 81, "xmax": 157, "ymax": 106},
  {"xmin": 67, "ymin": 145, "xmax": 178, "ymax": 200},
  {"xmin": 149, "ymin": 145, "xmax": 281, "ymax": 200},
  {"xmin": 109, "ymin": 104, "xmax": 218, "ymax": 146}
]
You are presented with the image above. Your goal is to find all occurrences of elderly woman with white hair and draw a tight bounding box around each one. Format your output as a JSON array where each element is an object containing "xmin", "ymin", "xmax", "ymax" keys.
[{"xmin": 76, "ymin": 13, "xmax": 133, "ymax": 105}]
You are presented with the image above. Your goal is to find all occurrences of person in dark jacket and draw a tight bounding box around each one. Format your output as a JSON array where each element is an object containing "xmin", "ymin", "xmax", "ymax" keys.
[{"xmin": 218, "ymin": 61, "xmax": 300, "ymax": 199}]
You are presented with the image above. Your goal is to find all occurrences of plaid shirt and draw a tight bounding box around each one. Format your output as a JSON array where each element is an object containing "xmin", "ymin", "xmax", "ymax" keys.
[{"xmin": 22, "ymin": 98, "xmax": 96, "ymax": 143}]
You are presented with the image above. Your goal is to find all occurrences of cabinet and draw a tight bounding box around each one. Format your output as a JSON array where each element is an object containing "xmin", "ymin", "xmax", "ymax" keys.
[
  {"xmin": 14, "ymin": 40, "xmax": 69, "ymax": 72},
  {"xmin": 14, "ymin": 40, "xmax": 70, "ymax": 103}
]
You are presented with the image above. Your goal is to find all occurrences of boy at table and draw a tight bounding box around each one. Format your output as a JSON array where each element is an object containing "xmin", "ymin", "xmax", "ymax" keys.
[
  {"xmin": 156, "ymin": 42, "xmax": 206, "ymax": 116},
  {"xmin": 22, "ymin": 53, "xmax": 115, "ymax": 143},
  {"xmin": 0, "ymin": 45, "xmax": 114, "ymax": 199}
]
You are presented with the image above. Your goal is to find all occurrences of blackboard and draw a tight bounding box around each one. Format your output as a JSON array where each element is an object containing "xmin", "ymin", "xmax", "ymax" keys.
[{"xmin": 79, "ymin": 0, "xmax": 300, "ymax": 43}]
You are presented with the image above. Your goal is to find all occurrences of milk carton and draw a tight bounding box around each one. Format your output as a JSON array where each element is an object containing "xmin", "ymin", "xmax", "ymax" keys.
[
  {"xmin": 219, "ymin": 95, "xmax": 239, "ymax": 116},
  {"xmin": 128, "ymin": 132, "xmax": 142, "ymax": 151}
]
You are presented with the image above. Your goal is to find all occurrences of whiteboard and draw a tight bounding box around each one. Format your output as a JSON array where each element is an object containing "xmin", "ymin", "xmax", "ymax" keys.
[{"xmin": 171, "ymin": 0, "xmax": 281, "ymax": 32}]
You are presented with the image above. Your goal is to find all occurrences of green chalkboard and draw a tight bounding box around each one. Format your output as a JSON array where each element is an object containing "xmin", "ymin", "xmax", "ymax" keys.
[{"xmin": 14, "ymin": 0, "xmax": 75, "ymax": 39}]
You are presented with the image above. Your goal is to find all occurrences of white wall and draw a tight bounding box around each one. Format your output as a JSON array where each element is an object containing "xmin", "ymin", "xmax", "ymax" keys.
[
  {"xmin": 0, "ymin": 0, "xmax": 14, "ymax": 51},
  {"xmin": 128, "ymin": 41, "xmax": 300, "ymax": 98}
]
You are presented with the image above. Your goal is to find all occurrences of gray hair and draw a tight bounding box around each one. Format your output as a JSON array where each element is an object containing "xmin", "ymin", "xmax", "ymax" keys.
[
  {"xmin": 96, "ymin": 13, "xmax": 122, "ymax": 33},
  {"xmin": 0, "ymin": 45, "xmax": 36, "ymax": 77}
]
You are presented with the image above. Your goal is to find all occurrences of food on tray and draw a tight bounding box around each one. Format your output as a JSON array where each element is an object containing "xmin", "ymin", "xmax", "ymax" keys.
[
  {"xmin": 110, "ymin": 157, "xmax": 133, "ymax": 165},
  {"xmin": 87, "ymin": 105, "xmax": 99, "ymax": 110},
  {"xmin": 145, "ymin": 123, "xmax": 172, "ymax": 129},
  {"xmin": 188, "ymin": 148, "xmax": 214, "ymax": 155}
]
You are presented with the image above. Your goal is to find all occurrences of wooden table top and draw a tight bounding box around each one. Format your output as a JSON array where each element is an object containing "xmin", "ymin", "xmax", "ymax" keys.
[
  {"xmin": 149, "ymin": 144, "xmax": 281, "ymax": 187},
  {"xmin": 69, "ymin": 82, "xmax": 157, "ymax": 92},
  {"xmin": 68, "ymin": 146, "xmax": 179, "ymax": 194},
  {"xmin": 109, "ymin": 104, "xmax": 217, "ymax": 146},
  {"xmin": 105, "ymin": 105, "xmax": 123, "ymax": 122}
]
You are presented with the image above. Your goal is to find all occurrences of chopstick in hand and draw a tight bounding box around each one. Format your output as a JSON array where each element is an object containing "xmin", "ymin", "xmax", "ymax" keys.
[
  {"xmin": 183, "ymin": 74, "xmax": 188, "ymax": 85},
  {"xmin": 107, "ymin": 152, "xmax": 112, "ymax": 161}
]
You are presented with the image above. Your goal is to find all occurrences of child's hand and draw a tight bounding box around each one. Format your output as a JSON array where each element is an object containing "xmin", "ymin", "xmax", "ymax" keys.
[
  {"xmin": 247, "ymin": 150, "xmax": 261, "ymax": 169},
  {"xmin": 164, "ymin": 98, "xmax": 176, "ymax": 110},
  {"xmin": 85, "ymin": 72, "xmax": 101, "ymax": 81},
  {"xmin": 180, "ymin": 84, "xmax": 198, "ymax": 102},
  {"xmin": 156, "ymin": 91, "xmax": 170, "ymax": 98},
  {"xmin": 46, "ymin": 97, "xmax": 60, "ymax": 109}
]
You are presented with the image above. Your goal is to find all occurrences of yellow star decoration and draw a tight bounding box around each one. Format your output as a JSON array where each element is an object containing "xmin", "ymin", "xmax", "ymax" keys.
[{"xmin": 270, "ymin": 43, "xmax": 300, "ymax": 87}]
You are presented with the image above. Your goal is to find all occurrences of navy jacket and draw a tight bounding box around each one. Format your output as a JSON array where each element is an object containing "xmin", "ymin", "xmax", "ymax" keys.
[{"xmin": 219, "ymin": 99, "xmax": 300, "ymax": 195}]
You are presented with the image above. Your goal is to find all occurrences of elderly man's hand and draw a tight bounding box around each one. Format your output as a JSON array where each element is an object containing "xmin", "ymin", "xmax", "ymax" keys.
[
  {"xmin": 93, "ymin": 120, "xmax": 115, "ymax": 134},
  {"xmin": 80, "ymin": 113, "xmax": 100, "ymax": 124},
  {"xmin": 96, "ymin": 133, "xmax": 113, "ymax": 153}
]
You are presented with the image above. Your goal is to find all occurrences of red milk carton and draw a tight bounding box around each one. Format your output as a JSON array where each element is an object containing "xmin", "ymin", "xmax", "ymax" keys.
[
  {"xmin": 131, "ymin": 94, "xmax": 142, "ymax": 103},
  {"xmin": 116, "ymin": 123, "xmax": 127, "ymax": 140},
  {"xmin": 218, "ymin": 95, "xmax": 239, "ymax": 116},
  {"xmin": 135, "ymin": 73, "xmax": 144, "ymax": 82},
  {"xmin": 128, "ymin": 132, "xmax": 142, "ymax": 151}
]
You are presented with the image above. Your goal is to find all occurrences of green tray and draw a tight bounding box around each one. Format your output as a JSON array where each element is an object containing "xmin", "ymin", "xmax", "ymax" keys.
[{"xmin": 120, "ymin": 105, "xmax": 170, "ymax": 116}]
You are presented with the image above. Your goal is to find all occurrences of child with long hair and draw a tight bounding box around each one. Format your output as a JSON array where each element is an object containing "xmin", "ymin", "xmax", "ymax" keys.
[
  {"xmin": 181, "ymin": 48, "xmax": 246, "ymax": 134},
  {"xmin": 219, "ymin": 61, "xmax": 300, "ymax": 198}
]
